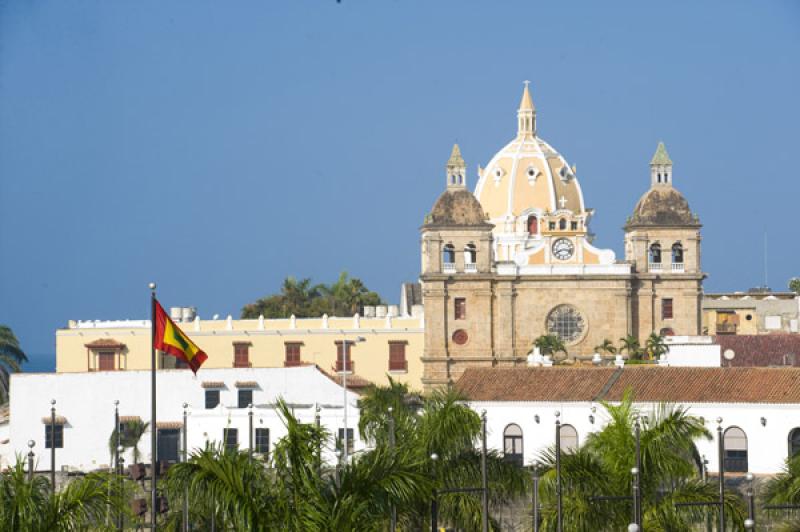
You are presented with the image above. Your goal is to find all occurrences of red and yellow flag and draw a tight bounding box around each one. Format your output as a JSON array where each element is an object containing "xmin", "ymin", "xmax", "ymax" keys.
[{"xmin": 153, "ymin": 299, "xmax": 208, "ymax": 373}]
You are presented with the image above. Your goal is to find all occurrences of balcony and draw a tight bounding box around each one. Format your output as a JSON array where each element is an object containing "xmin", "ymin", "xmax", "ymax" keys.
[
  {"xmin": 716, "ymin": 323, "xmax": 738, "ymax": 335},
  {"xmin": 443, "ymin": 262, "xmax": 456, "ymax": 274},
  {"xmin": 648, "ymin": 262, "xmax": 663, "ymax": 272},
  {"xmin": 464, "ymin": 263, "xmax": 478, "ymax": 273},
  {"xmin": 671, "ymin": 263, "xmax": 685, "ymax": 273}
]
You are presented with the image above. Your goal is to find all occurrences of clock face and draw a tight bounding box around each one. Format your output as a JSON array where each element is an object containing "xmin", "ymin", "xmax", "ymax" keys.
[{"xmin": 552, "ymin": 238, "xmax": 574, "ymax": 260}]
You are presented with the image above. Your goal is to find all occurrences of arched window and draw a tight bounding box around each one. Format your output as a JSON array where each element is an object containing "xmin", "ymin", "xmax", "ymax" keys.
[
  {"xmin": 464, "ymin": 244, "xmax": 477, "ymax": 264},
  {"xmin": 559, "ymin": 218, "xmax": 567, "ymax": 230},
  {"xmin": 723, "ymin": 427, "xmax": 748, "ymax": 472},
  {"xmin": 559, "ymin": 424, "xmax": 578, "ymax": 453},
  {"xmin": 659, "ymin": 327, "xmax": 675, "ymax": 336},
  {"xmin": 789, "ymin": 428, "xmax": 800, "ymax": 458},
  {"xmin": 649, "ymin": 243, "xmax": 662, "ymax": 264},
  {"xmin": 503, "ymin": 424, "xmax": 524, "ymax": 467},
  {"xmin": 442, "ymin": 244, "xmax": 455, "ymax": 265},
  {"xmin": 527, "ymin": 215, "xmax": 538, "ymax": 235},
  {"xmin": 672, "ymin": 243, "xmax": 684, "ymax": 264}
]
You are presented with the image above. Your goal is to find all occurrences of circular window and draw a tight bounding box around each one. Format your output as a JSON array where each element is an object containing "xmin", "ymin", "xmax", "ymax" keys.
[
  {"xmin": 546, "ymin": 305, "xmax": 585, "ymax": 344},
  {"xmin": 746, "ymin": 314, "xmax": 753, "ymax": 321},
  {"xmin": 452, "ymin": 329, "xmax": 469, "ymax": 345}
]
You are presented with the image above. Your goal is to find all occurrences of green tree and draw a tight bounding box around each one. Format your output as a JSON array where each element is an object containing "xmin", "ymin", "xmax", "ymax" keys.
[
  {"xmin": 241, "ymin": 272, "xmax": 383, "ymax": 319},
  {"xmin": 619, "ymin": 335, "xmax": 642, "ymax": 360},
  {"xmin": 109, "ymin": 419, "xmax": 149, "ymax": 465},
  {"xmin": 789, "ymin": 277, "xmax": 800, "ymax": 294},
  {"xmin": 535, "ymin": 391, "xmax": 746, "ymax": 530},
  {"xmin": 0, "ymin": 460, "xmax": 129, "ymax": 530},
  {"xmin": 762, "ymin": 452, "xmax": 800, "ymax": 531},
  {"xmin": 593, "ymin": 339, "xmax": 617, "ymax": 355},
  {"xmin": 644, "ymin": 332, "xmax": 668, "ymax": 361},
  {"xmin": 0, "ymin": 325, "xmax": 27, "ymax": 404},
  {"xmin": 358, "ymin": 383, "xmax": 529, "ymax": 530},
  {"xmin": 534, "ymin": 335, "xmax": 568, "ymax": 360}
]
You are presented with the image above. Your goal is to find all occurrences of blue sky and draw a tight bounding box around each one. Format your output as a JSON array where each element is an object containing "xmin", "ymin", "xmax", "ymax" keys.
[{"xmin": 1, "ymin": 1, "xmax": 799, "ymax": 371}]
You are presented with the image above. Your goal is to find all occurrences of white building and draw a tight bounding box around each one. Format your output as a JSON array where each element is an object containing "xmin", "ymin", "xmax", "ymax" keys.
[
  {"xmin": 457, "ymin": 366, "xmax": 800, "ymax": 475},
  {"xmin": 6, "ymin": 366, "xmax": 362, "ymax": 472}
]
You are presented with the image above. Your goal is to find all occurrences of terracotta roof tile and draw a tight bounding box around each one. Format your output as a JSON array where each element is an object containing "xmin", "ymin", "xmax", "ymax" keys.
[
  {"xmin": 715, "ymin": 334, "xmax": 800, "ymax": 367},
  {"xmin": 456, "ymin": 366, "xmax": 800, "ymax": 404},
  {"xmin": 156, "ymin": 421, "xmax": 182, "ymax": 429},
  {"xmin": 201, "ymin": 381, "xmax": 225, "ymax": 389},
  {"xmin": 235, "ymin": 381, "xmax": 258, "ymax": 388},
  {"xmin": 84, "ymin": 338, "xmax": 126, "ymax": 349},
  {"xmin": 41, "ymin": 416, "xmax": 68, "ymax": 424}
]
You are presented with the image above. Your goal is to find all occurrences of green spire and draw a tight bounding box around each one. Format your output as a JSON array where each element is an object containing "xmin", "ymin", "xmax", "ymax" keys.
[{"xmin": 650, "ymin": 141, "xmax": 672, "ymax": 166}]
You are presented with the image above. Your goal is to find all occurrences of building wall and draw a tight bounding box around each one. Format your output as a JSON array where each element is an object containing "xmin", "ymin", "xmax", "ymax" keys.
[
  {"xmin": 473, "ymin": 400, "xmax": 800, "ymax": 474},
  {"xmin": 9, "ymin": 367, "xmax": 362, "ymax": 472},
  {"xmin": 702, "ymin": 294, "xmax": 800, "ymax": 335},
  {"xmin": 56, "ymin": 315, "xmax": 425, "ymax": 390}
]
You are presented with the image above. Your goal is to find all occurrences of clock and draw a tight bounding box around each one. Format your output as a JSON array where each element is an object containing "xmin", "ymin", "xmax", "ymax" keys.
[{"xmin": 552, "ymin": 238, "xmax": 574, "ymax": 260}]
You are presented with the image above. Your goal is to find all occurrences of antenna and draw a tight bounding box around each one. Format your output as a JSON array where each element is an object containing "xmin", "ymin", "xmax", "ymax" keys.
[{"xmin": 764, "ymin": 231, "xmax": 769, "ymax": 289}]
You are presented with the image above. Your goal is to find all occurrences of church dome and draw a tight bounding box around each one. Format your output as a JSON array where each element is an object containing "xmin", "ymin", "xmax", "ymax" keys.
[
  {"xmin": 473, "ymin": 84, "xmax": 586, "ymax": 223},
  {"xmin": 425, "ymin": 188, "xmax": 489, "ymax": 227},
  {"xmin": 626, "ymin": 186, "xmax": 700, "ymax": 228},
  {"xmin": 625, "ymin": 142, "xmax": 700, "ymax": 229}
]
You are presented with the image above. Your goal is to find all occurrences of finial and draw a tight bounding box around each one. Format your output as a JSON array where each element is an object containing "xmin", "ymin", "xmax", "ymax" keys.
[
  {"xmin": 649, "ymin": 141, "xmax": 673, "ymax": 187},
  {"xmin": 517, "ymin": 82, "xmax": 536, "ymax": 137},
  {"xmin": 446, "ymin": 143, "xmax": 467, "ymax": 189},
  {"xmin": 650, "ymin": 141, "xmax": 672, "ymax": 166},
  {"xmin": 519, "ymin": 81, "xmax": 534, "ymax": 111}
]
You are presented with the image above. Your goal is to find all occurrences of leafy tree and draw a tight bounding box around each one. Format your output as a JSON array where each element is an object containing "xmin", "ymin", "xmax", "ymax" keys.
[
  {"xmin": 241, "ymin": 272, "xmax": 383, "ymax": 319},
  {"xmin": 790, "ymin": 277, "xmax": 800, "ymax": 294},
  {"xmin": 358, "ymin": 383, "xmax": 529, "ymax": 530},
  {"xmin": 108, "ymin": 419, "xmax": 149, "ymax": 465},
  {"xmin": 533, "ymin": 335, "xmax": 568, "ymax": 360},
  {"xmin": 0, "ymin": 325, "xmax": 27, "ymax": 404},
  {"xmin": 619, "ymin": 335, "xmax": 643, "ymax": 361},
  {"xmin": 535, "ymin": 391, "xmax": 746, "ymax": 530},
  {"xmin": 644, "ymin": 332, "xmax": 668, "ymax": 361},
  {"xmin": 0, "ymin": 460, "xmax": 129, "ymax": 530},
  {"xmin": 594, "ymin": 339, "xmax": 617, "ymax": 355}
]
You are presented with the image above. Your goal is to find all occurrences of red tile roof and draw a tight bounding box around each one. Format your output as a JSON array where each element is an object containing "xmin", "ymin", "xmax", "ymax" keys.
[
  {"xmin": 715, "ymin": 334, "xmax": 800, "ymax": 367},
  {"xmin": 456, "ymin": 366, "xmax": 800, "ymax": 404},
  {"xmin": 84, "ymin": 338, "xmax": 126, "ymax": 349}
]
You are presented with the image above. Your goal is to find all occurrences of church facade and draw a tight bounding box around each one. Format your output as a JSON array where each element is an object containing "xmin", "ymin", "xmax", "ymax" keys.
[{"xmin": 420, "ymin": 84, "xmax": 704, "ymax": 389}]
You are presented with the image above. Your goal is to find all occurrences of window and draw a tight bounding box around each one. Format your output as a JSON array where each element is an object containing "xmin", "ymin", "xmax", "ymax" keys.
[
  {"xmin": 205, "ymin": 389, "xmax": 220, "ymax": 409},
  {"xmin": 546, "ymin": 305, "xmax": 585, "ymax": 344},
  {"xmin": 337, "ymin": 428, "xmax": 355, "ymax": 454},
  {"xmin": 223, "ymin": 428, "xmax": 238, "ymax": 452},
  {"xmin": 662, "ymin": 298, "xmax": 674, "ymax": 320},
  {"xmin": 527, "ymin": 215, "xmax": 538, "ymax": 234},
  {"xmin": 570, "ymin": 221, "xmax": 578, "ymax": 230},
  {"xmin": 559, "ymin": 424, "xmax": 578, "ymax": 453},
  {"xmin": 649, "ymin": 243, "xmax": 662, "ymax": 263},
  {"xmin": 442, "ymin": 244, "xmax": 455, "ymax": 264},
  {"xmin": 723, "ymin": 427, "xmax": 748, "ymax": 472},
  {"xmin": 716, "ymin": 311, "xmax": 738, "ymax": 335},
  {"xmin": 559, "ymin": 218, "xmax": 567, "ymax": 230},
  {"xmin": 98, "ymin": 351, "xmax": 116, "ymax": 371},
  {"xmin": 156, "ymin": 429, "xmax": 180, "ymax": 464},
  {"xmin": 284, "ymin": 342, "xmax": 302, "ymax": 367},
  {"xmin": 255, "ymin": 428, "xmax": 270, "ymax": 455},
  {"xmin": 548, "ymin": 221, "xmax": 556, "ymax": 230},
  {"xmin": 335, "ymin": 342, "xmax": 354, "ymax": 373},
  {"xmin": 671, "ymin": 243, "xmax": 684, "ymax": 264},
  {"xmin": 789, "ymin": 428, "xmax": 800, "ymax": 458},
  {"xmin": 389, "ymin": 342, "xmax": 407, "ymax": 372},
  {"xmin": 464, "ymin": 244, "xmax": 477, "ymax": 264},
  {"xmin": 233, "ymin": 342, "xmax": 250, "ymax": 368},
  {"xmin": 454, "ymin": 298, "xmax": 466, "ymax": 320},
  {"xmin": 503, "ymin": 424, "xmax": 524, "ymax": 467},
  {"xmin": 238, "ymin": 389, "xmax": 253, "ymax": 409},
  {"xmin": 45, "ymin": 424, "xmax": 64, "ymax": 449}
]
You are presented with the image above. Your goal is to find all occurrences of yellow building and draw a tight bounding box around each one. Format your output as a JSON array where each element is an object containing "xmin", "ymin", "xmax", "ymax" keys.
[{"xmin": 56, "ymin": 310, "xmax": 425, "ymax": 390}]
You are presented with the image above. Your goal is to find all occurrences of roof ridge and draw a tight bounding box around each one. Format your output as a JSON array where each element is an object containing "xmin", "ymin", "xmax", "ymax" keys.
[{"xmin": 594, "ymin": 366, "xmax": 625, "ymax": 401}]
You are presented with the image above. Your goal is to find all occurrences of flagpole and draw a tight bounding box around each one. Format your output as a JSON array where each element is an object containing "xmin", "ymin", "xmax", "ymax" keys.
[{"xmin": 149, "ymin": 282, "xmax": 157, "ymax": 531}]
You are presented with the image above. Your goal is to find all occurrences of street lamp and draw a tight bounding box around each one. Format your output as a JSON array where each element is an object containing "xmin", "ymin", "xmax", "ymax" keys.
[
  {"xmin": 248, "ymin": 403, "xmax": 254, "ymax": 460},
  {"xmin": 480, "ymin": 410, "xmax": 489, "ymax": 532},
  {"xmin": 388, "ymin": 407, "xmax": 396, "ymax": 532},
  {"xmin": 340, "ymin": 335, "xmax": 365, "ymax": 463},
  {"xmin": 50, "ymin": 399, "xmax": 57, "ymax": 491},
  {"xmin": 717, "ymin": 417, "xmax": 725, "ymax": 532},
  {"xmin": 27, "ymin": 440, "xmax": 35, "ymax": 482},
  {"xmin": 430, "ymin": 453, "xmax": 439, "ymax": 532},
  {"xmin": 555, "ymin": 410, "xmax": 562, "ymax": 532},
  {"xmin": 117, "ymin": 445, "xmax": 125, "ymax": 531},
  {"xmin": 182, "ymin": 402, "xmax": 189, "ymax": 532},
  {"xmin": 745, "ymin": 471, "xmax": 755, "ymax": 529}
]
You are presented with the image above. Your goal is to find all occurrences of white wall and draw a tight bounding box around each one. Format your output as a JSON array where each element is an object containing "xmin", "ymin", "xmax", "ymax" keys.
[
  {"xmin": 471, "ymin": 400, "xmax": 800, "ymax": 474},
  {"xmin": 9, "ymin": 366, "xmax": 362, "ymax": 472},
  {"xmin": 663, "ymin": 336, "xmax": 721, "ymax": 367}
]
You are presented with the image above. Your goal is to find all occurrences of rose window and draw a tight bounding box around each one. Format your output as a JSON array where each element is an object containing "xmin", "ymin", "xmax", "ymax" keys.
[{"xmin": 546, "ymin": 305, "xmax": 585, "ymax": 343}]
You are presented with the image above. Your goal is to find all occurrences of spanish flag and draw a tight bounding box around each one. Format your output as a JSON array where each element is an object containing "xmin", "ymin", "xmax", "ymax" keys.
[{"xmin": 153, "ymin": 299, "xmax": 208, "ymax": 373}]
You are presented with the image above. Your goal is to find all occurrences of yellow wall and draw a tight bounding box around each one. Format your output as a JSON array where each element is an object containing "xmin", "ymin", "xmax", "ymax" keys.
[
  {"xmin": 57, "ymin": 316, "xmax": 425, "ymax": 391},
  {"xmin": 701, "ymin": 309, "xmax": 758, "ymax": 335}
]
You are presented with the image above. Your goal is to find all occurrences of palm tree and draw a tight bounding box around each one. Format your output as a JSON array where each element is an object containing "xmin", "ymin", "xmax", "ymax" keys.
[
  {"xmin": 0, "ymin": 460, "xmax": 129, "ymax": 530},
  {"xmin": 0, "ymin": 325, "xmax": 27, "ymax": 404},
  {"xmin": 109, "ymin": 419, "xmax": 149, "ymax": 465},
  {"xmin": 644, "ymin": 332, "xmax": 668, "ymax": 361},
  {"xmin": 358, "ymin": 384, "xmax": 529, "ymax": 530},
  {"xmin": 619, "ymin": 335, "xmax": 642, "ymax": 361},
  {"xmin": 535, "ymin": 391, "xmax": 746, "ymax": 530},
  {"xmin": 534, "ymin": 335, "xmax": 568, "ymax": 361},
  {"xmin": 762, "ymin": 453, "xmax": 800, "ymax": 531},
  {"xmin": 594, "ymin": 339, "xmax": 617, "ymax": 355}
]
